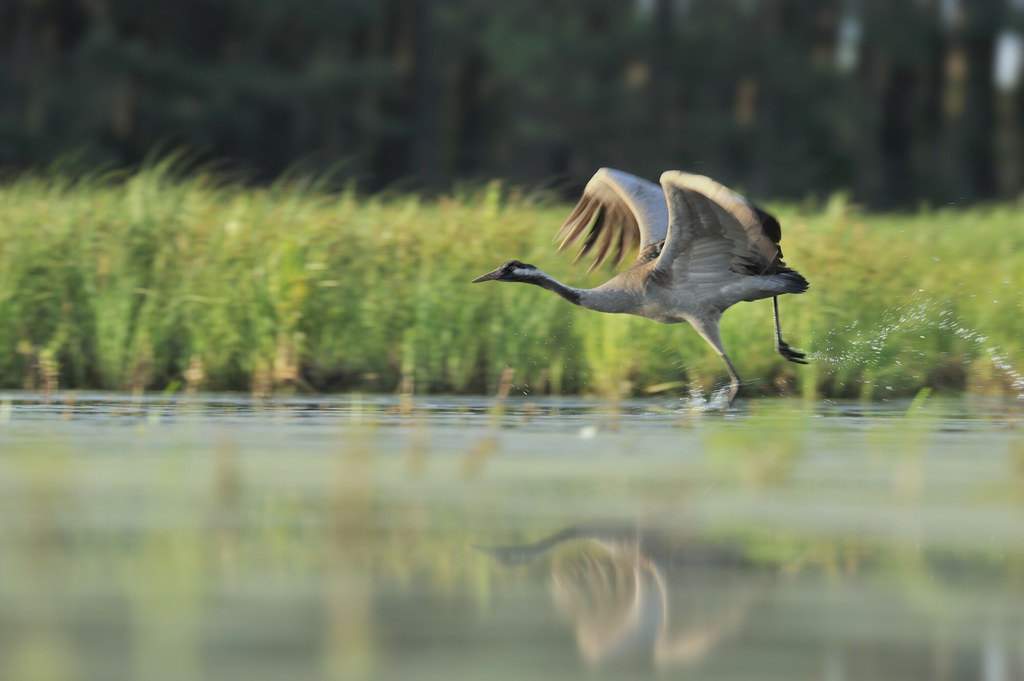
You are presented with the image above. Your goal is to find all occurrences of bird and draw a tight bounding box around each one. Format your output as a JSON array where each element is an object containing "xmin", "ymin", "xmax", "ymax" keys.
[{"xmin": 472, "ymin": 168, "xmax": 809, "ymax": 405}]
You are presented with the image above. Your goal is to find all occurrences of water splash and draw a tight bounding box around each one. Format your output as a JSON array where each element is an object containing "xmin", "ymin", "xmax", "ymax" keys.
[
  {"xmin": 936, "ymin": 304, "xmax": 1024, "ymax": 398},
  {"xmin": 983, "ymin": 347, "xmax": 1024, "ymax": 397},
  {"xmin": 813, "ymin": 293, "xmax": 1024, "ymax": 399},
  {"xmin": 675, "ymin": 384, "xmax": 735, "ymax": 412}
]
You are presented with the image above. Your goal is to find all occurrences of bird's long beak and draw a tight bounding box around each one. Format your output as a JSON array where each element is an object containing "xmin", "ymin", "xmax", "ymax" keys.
[{"xmin": 471, "ymin": 268, "xmax": 502, "ymax": 283}]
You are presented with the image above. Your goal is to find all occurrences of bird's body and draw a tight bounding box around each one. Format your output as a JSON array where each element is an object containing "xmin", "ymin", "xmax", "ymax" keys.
[{"xmin": 473, "ymin": 168, "xmax": 808, "ymax": 405}]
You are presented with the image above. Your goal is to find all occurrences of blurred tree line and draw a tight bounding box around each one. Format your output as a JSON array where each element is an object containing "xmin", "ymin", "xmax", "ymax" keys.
[{"xmin": 2, "ymin": 0, "xmax": 1023, "ymax": 207}]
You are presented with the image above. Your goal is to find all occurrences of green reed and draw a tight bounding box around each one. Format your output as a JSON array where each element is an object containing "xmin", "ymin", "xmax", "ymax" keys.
[{"xmin": 0, "ymin": 161, "xmax": 1021, "ymax": 397}]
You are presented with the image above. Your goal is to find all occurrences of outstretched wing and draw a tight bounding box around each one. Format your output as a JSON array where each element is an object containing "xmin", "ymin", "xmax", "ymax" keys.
[
  {"xmin": 655, "ymin": 171, "xmax": 785, "ymax": 283},
  {"xmin": 555, "ymin": 168, "xmax": 670, "ymax": 271}
]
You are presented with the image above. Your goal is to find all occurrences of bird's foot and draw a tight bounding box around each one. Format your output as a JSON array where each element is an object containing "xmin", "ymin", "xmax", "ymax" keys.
[{"xmin": 776, "ymin": 340, "xmax": 808, "ymax": 364}]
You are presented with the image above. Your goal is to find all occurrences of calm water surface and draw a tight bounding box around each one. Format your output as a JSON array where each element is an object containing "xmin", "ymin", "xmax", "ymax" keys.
[{"xmin": 1, "ymin": 392, "xmax": 1022, "ymax": 681}]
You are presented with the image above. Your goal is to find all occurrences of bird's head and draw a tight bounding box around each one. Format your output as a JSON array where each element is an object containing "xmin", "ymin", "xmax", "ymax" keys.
[{"xmin": 471, "ymin": 260, "xmax": 540, "ymax": 283}]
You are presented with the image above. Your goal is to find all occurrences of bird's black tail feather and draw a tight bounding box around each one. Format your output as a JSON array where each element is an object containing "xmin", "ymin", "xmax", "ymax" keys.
[{"xmin": 775, "ymin": 270, "xmax": 809, "ymax": 294}]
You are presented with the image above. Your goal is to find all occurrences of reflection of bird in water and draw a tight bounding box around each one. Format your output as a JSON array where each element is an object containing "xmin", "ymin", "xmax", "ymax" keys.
[
  {"xmin": 479, "ymin": 523, "xmax": 763, "ymax": 668},
  {"xmin": 473, "ymin": 169, "xmax": 809, "ymax": 405}
]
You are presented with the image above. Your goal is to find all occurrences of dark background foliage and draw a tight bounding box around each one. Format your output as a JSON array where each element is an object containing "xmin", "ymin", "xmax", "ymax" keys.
[{"xmin": 3, "ymin": 0, "xmax": 1022, "ymax": 206}]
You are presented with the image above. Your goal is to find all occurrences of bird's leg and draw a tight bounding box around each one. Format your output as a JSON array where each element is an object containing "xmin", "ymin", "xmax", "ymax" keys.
[
  {"xmin": 719, "ymin": 352, "xmax": 743, "ymax": 406},
  {"xmin": 691, "ymin": 317, "xmax": 743, "ymax": 406},
  {"xmin": 773, "ymin": 296, "xmax": 808, "ymax": 364}
]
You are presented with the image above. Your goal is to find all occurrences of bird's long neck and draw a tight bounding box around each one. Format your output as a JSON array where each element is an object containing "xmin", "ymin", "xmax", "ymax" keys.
[
  {"xmin": 525, "ymin": 270, "xmax": 584, "ymax": 306},
  {"xmin": 524, "ymin": 270, "xmax": 630, "ymax": 314}
]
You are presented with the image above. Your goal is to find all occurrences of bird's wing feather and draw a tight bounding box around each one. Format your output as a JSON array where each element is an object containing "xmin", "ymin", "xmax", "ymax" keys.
[
  {"xmin": 556, "ymin": 168, "xmax": 669, "ymax": 271},
  {"xmin": 655, "ymin": 171, "xmax": 783, "ymax": 284}
]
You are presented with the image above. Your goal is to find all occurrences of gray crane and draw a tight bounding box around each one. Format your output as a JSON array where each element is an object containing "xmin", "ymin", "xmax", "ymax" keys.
[{"xmin": 472, "ymin": 168, "xmax": 809, "ymax": 405}]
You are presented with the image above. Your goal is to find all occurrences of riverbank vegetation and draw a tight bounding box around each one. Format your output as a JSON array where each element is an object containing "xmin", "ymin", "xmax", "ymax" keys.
[{"xmin": 1, "ymin": 161, "xmax": 1021, "ymax": 399}]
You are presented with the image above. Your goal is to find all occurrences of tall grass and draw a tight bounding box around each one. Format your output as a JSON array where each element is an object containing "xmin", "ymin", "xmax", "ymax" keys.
[{"xmin": 0, "ymin": 161, "xmax": 1021, "ymax": 398}]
